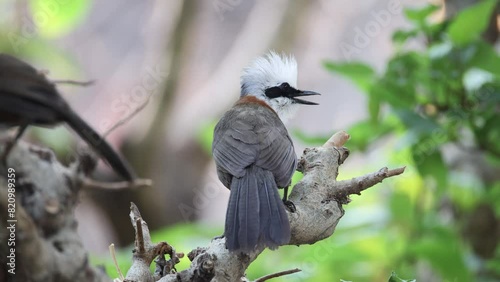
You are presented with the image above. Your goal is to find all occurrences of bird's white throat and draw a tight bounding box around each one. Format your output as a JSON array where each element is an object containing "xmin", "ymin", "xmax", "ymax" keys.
[{"xmin": 263, "ymin": 96, "xmax": 299, "ymax": 124}]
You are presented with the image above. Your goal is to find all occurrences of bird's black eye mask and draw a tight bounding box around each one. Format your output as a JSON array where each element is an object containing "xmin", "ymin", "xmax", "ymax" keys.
[
  {"xmin": 264, "ymin": 82, "xmax": 320, "ymax": 105},
  {"xmin": 264, "ymin": 82, "xmax": 293, "ymax": 99}
]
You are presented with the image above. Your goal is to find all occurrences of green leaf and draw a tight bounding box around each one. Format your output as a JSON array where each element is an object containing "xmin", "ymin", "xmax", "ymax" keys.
[
  {"xmin": 373, "ymin": 52, "xmax": 425, "ymax": 109},
  {"xmin": 392, "ymin": 29, "xmax": 419, "ymax": 44},
  {"xmin": 410, "ymin": 227, "xmax": 472, "ymax": 281},
  {"xmin": 347, "ymin": 119, "xmax": 394, "ymax": 151},
  {"xmin": 395, "ymin": 110, "xmax": 439, "ymax": 136},
  {"xmin": 467, "ymin": 41, "xmax": 500, "ymax": 75},
  {"xmin": 323, "ymin": 61, "xmax": 376, "ymax": 92},
  {"xmin": 404, "ymin": 5, "xmax": 440, "ymax": 23},
  {"xmin": 388, "ymin": 271, "xmax": 416, "ymax": 282},
  {"xmin": 412, "ymin": 146, "xmax": 448, "ymax": 190},
  {"xmin": 475, "ymin": 114, "xmax": 500, "ymax": 157},
  {"xmin": 389, "ymin": 191, "xmax": 415, "ymax": 224},
  {"xmin": 388, "ymin": 272, "xmax": 399, "ymax": 282},
  {"xmin": 368, "ymin": 93, "xmax": 380, "ymax": 122},
  {"xmin": 29, "ymin": 0, "xmax": 91, "ymax": 38},
  {"xmin": 447, "ymin": 0, "xmax": 498, "ymax": 45},
  {"xmin": 348, "ymin": 121, "xmax": 378, "ymax": 151},
  {"xmin": 371, "ymin": 82, "xmax": 415, "ymax": 109}
]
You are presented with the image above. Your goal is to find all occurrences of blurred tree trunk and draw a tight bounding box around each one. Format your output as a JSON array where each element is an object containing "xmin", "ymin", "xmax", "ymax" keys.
[
  {"xmin": 133, "ymin": 0, "xmax": 203, "ymax": 229},
  {"xmin": 87, "ymin": 1, "xmax": 202, "ymax": 246}
]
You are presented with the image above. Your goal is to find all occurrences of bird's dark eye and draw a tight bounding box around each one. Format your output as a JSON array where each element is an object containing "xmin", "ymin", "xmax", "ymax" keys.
[{"xmin": 280, "ymin": 82, "xmax": 290, "ymax": 89}]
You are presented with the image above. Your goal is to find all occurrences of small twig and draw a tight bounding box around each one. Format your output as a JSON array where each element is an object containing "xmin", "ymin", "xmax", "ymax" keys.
[
  {"xmin": 254, "ymin": 268, "xmax": 302, "ymax": 282},
  {"xmin": 82, "ymin": 177, "xmax": 153, "ymax": 190},
  {"xmin": 323, "ymin": 130, "xmax": 350, "ymax": 148},
  {"xmin": 126, "ymin": 203, "xmax": 182, "ymax": 281},
  {"xmin": 37, "ymin": 66, "xmax": 95, "ymax": 87},
  {"xmin": 52, "ymin": 79, "xmax": 95, "ymax": 87},
  {"xmin": 129, "ymin": 202, "xmax": 153, "ymax": 250},
  {"xmin": 109, "ymin": 243, "xmax": 125, "ymax": 280},
  {"xmin": 103, "ymin": 93, "xmax": 152, "ymax": 137},
  {"xmin": 385, "ymin": 166, "xmax": 406, "ymax": 177},
  {"xmin": 136, "ymin": 218, "xmax": 145, "ymax": 253},
  {"xmin": 334, "ymin": 166, "xmax": 406, "ymax": 197}
]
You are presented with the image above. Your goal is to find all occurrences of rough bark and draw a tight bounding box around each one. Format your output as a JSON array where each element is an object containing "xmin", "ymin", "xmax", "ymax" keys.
[{"xmin": 0, "ymin": 142, "xmax": 109, "ymax": 282}]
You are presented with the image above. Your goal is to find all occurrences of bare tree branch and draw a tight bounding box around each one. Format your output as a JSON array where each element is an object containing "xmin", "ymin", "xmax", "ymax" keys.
[
  {"xmin": 82, "ymin": 178, "xmax": 153, "ymax": 190},
  {"xmin": 332, "ymin": 167, "xmax": 405, "ymax": 204},
  {"xmin": 103, "ymin": 94, "xmax": 152, "ymax": 138},
  {"xmin": 109, "ymin": 244, "xmax": 125, "ymax": 281},
  {"xmin": 52, "ymin": 79, "xmax": 96, "ymax": 87},
  {"xmin": 254, "ymin": 268, "xmax": 302, "ymax": 282}
]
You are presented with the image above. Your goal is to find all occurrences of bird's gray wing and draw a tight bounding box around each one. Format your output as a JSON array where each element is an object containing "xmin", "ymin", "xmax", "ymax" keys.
[
  {"xmin": 212, "ymin": 103, "xmax": 296, "ymax": 188},
  {"xmin": 255, "ymin": 117, "xmax": 297, "ymax": 187},
  {"xmin": 213, "ymin": 105, "xmax": 259, "ymax": 180}
]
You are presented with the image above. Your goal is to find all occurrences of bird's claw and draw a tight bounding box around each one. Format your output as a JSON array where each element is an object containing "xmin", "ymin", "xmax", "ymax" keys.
[
  {"xmin": 283, "ymin": 200, "xmax": 296, "ymax": 213},
  {"xmin": 212, "ymin": 234, "xmax": 225, "ymax": 241}
]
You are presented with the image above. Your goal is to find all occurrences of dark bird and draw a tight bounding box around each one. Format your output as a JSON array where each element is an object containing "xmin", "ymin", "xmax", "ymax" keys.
[
  {"xmin": 0, "ymin": 53, "xmax": 136, "ymax": 181},
  {"xmin": 212, "ymin": 52, "xmax": 320, "ymax": 252}
]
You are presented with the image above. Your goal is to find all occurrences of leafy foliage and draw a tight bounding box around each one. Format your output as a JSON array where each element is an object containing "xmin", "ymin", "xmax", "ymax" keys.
[{"xmin": 319, "ymin": 1, "xmax": 500, "ymax": 281}]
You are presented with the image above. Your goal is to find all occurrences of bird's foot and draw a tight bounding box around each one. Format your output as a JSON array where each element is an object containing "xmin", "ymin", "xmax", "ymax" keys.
[
  {"xmin": 282, "ymin": 186, "xmax": 296, "ymax": 212},
  {"xmin": 212, "ymin": 234, "xmax": 225, "ymax": 241},
  {"xmin": 283, "ymin": 200, "xmax": 296, "ymax": 213}
]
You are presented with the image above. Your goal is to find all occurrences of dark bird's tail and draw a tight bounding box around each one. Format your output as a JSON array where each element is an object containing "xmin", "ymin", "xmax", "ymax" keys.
[
  {"xmin": 64, "ymin": 111, "xmax": 136, "ymax": 181},
  {"xmin": 225, "ymin": 166, "xmax": 290, "ymax": 252}
]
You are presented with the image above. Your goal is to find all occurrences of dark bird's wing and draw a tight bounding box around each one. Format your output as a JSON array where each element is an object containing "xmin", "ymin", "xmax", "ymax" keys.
[
  {"xmin": 0, "ymin": 54, "xmax": 136, "ymax": 181},
  {"xmin": 0, "ymin": 54, "xmax": 68, "ymax": 125}
]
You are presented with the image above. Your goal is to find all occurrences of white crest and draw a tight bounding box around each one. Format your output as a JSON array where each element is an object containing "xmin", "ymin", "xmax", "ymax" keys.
[
  {"xmin": 241, "ymin": 52, "xmax": 297, "ymax": 97},
  {"xmin": 240, "ymin": 52, "xmax": 299, "ymax": 123}
]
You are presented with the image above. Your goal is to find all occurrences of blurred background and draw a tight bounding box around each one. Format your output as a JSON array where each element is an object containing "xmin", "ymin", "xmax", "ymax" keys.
[{"xmin": 1, "ymin": 0, "xmax": 499, "ymax": 281}]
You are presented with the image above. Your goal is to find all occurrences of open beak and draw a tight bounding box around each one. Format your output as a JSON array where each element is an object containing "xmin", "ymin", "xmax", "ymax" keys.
[{"xmin": 290, "ymin": 90, "xmax": 321, "ymax": 105}]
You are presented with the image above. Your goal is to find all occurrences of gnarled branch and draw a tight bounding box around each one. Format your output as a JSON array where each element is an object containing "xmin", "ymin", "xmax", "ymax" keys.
[
  {"xmin": 0, "ymin": 130, "xmax": 404, "ymax": 282},
  {"xmin": 129, "ymin": 131, "xmax": 404, "ymax": 281}
]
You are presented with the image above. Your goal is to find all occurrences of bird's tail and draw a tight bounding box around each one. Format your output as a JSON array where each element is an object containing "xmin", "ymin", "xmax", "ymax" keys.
[
  {"xmin": 225, "ymin": 166, "xmax": 290, "ymax": 252},
  {"xmin": 63, "ymin": 111, "xmax": 136, "ymax": 181}
]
